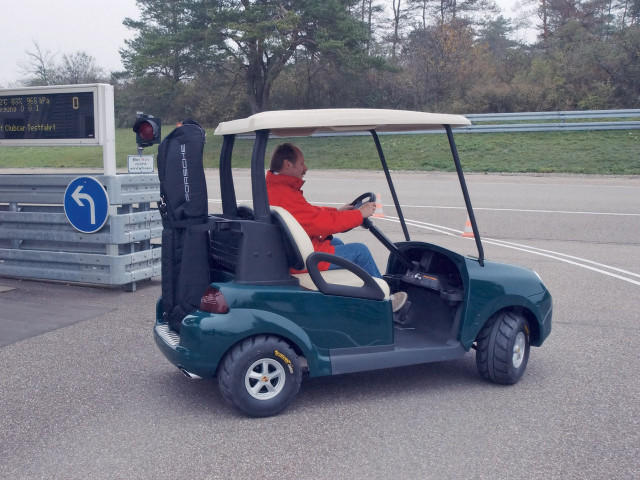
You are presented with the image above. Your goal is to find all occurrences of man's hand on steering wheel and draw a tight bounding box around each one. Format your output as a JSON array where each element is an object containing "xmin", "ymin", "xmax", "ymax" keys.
[
  {"xmin": 350, "ymin": 192, "xmax": 377, "ymax": 227},
  {"xmin": 358, "ymin": 202, "xmax": 376, "ymax": 218}
]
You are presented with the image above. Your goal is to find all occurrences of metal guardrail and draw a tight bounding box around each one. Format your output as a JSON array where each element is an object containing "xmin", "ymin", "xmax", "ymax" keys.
[
  {"xmin": 461, "ymin": 109, "xmax": 640, "ymax": 133},
  {"xmin": 306, "ymin": 110, "xmax": 640, "ymax": 137},
  {"xmin": 0, "ymin": 174, "xmax": 161, "ymax": 290}
]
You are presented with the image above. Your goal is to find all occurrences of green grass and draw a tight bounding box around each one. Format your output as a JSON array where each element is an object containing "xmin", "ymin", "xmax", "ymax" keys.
[{"xmin": 1, "ymin": 128, "xmax": 638, "ymax": 174}]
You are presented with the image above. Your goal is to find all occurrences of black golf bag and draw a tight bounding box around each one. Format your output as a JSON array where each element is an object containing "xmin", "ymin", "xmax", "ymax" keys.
[{"xmin": 157, "ymin": 119, "xmax": 210, "ymax": 331}]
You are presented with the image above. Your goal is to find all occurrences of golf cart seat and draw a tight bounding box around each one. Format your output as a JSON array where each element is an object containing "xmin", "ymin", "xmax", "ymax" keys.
[{"xmin": 271, "ymin": 206, "xmax": 390, "ymax": 301}]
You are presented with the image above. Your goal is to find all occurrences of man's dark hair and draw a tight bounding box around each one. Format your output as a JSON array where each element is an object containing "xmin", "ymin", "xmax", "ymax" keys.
[{"xmin": 270, "ymin": 143, "xmax": 298, "ymax": 173}]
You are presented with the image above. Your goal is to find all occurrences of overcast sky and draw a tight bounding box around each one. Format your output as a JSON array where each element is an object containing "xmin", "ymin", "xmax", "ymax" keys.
[{"xmin": 0, "ymin": 0, "xmax": 524, "ymax": 88}]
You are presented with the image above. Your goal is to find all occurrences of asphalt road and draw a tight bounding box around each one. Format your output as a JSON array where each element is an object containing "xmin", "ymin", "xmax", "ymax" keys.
[{"xmin": 1, "ymin": 171, "xmax": 639, "ymax": 479}]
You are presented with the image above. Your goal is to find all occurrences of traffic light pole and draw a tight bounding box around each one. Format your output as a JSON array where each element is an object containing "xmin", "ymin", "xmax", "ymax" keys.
[{"xmin": 97, "ymin": 85, "xmax": 117, "ymax": 176}]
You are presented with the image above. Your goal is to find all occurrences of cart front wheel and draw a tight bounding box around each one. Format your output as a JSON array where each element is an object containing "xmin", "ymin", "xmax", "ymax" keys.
[{"xmin": 475, "ymin": 311, "xmax": 530, "ymax": 385}]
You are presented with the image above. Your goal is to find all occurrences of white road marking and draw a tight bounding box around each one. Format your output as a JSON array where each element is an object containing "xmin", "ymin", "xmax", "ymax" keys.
[
  {"xmin": 381, "ymin": 216, "xmax": 640, "ymax": 287},
  {"xmin": 302, "ymin": 200, "xmax": 640, "ymax": 217},
  {"xmin": 401, "ymin": 205, "xmax": 640, "ymax": 217}
]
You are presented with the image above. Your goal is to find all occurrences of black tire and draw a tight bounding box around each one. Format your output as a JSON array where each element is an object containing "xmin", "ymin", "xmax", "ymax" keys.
[
  {"xmin": 475, "ymin": 311, "xmax": 530, "ymax": 385},
  {"xmin": 218, "ymin": 335, "xmax": 302, "ymax": 417}
]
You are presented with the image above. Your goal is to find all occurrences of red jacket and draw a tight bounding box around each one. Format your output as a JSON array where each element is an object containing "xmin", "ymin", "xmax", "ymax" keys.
[{"xmin": 266, "ymin": 170, "xmax": 363, "ymax": 270}]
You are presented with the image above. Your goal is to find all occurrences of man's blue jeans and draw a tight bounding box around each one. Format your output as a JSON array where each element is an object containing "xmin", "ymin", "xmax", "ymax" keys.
[{"xmin": 329, "ymin": 237, "xmax": 382, "ymax": 278}]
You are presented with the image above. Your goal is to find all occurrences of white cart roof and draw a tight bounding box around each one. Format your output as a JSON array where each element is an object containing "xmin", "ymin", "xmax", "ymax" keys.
[{"xmin": 214, "ymin": 108, "xmax": 471, "ymax": 137}]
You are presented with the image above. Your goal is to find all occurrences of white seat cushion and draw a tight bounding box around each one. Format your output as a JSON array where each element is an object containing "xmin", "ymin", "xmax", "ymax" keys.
[
  {"xmin": 271, "ymin": 206, "xmax": 389, "ymax": 299},
  {"xmin": 271, "ymin": 206, "xmax": 315, "ymax": 258}
]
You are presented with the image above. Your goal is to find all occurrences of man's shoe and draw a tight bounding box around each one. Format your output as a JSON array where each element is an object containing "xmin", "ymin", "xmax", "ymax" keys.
[{"xmin": 390, "ymin": 291, "xmax": 408, "ymax": 313}]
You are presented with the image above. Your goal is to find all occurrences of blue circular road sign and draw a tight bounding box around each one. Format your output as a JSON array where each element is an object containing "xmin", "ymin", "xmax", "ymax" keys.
[{"xmin": 64, "ymin": 176, "xmax": 110, "ymax": 233}]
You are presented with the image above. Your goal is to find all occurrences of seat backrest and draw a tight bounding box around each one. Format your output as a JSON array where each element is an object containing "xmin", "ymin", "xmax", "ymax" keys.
[
  {"xmin": 270, "ymin": 206, "xmax": 314, "ymax": 270},
  {"xmin": 271, "ymin": 206, "xmax": 390, "ymax": 300}
]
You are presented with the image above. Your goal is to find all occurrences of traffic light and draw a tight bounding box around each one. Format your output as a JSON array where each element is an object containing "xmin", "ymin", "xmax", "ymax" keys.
[{"xmin": 133, "ymin": 114, "xmax": 161, "ymax": 148}]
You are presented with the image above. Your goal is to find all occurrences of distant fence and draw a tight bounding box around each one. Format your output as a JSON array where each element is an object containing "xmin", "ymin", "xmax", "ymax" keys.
[{"xmin": 461, "ymin": 109, "xmax": 640, "ymax": 133}]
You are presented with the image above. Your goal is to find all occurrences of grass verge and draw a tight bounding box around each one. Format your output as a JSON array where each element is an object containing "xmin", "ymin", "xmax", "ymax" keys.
[{"xmin": 0, "ymin": 128, "xmax": 638, "ymax": 174}]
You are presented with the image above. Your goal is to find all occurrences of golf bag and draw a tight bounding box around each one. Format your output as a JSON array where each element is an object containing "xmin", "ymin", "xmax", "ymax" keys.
[{"xmin": 157, "ymin": 119, "xmax": 209, "ymax": 331}]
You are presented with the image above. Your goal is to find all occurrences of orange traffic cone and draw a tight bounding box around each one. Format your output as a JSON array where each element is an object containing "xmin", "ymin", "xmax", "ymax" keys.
[
  {"xmin": 461, "ymin": 216, "xmax": 474, "ymax": 238},
  {"xmin": 373, "ymin": 193, "xmax": 384, "ymax": 218}
]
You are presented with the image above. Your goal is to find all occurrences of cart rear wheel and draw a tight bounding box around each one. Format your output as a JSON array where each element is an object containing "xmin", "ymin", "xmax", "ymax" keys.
[
  {"xmin": 476, "ymin": 311, "xmax": 530, "ymax": 385},
  {"xmin": 218, "ymin": 335, "xmax": 301, "ymax": 417}
]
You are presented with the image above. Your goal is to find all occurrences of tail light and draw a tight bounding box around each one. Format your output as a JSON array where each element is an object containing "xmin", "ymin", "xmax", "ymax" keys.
[{"xmin": 199, "ymin": 287, "xmax": 230, "ymax": 314}]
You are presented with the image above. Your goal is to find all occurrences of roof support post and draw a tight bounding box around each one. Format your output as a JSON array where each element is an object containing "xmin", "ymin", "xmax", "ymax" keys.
[
  {"xmin": 252, "ymin": 129, "xmax": 272, "ymax": 223},
  {"xmin": 445, "ymin": 125, "xmax": 484, "ymax": 266},
  {"xmin": 370, "ymin": 130, "xmax": 410, "ymax": 242},
  {"xmin": 220, "ymin": 134, "xmax": 237, "ymax": 216}
]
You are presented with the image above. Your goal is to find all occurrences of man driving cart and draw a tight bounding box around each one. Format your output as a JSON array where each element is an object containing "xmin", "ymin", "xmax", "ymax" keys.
[{"xmin": 266, "ymin": 142, "xmax": 408, "ymax": 311}]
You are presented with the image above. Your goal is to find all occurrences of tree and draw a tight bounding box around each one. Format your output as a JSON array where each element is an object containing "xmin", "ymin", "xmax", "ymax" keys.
[
  {"xmin": 618, "ymin": 0, "xmax": 640, "ymax": 26},
  {"xmin": 58, "ymin": 52, "xmax": 106, "ymax": 84},
  {"xmin": 19, "ymin": 42, "xmax": 106, "ymax": 86},
  {"xmin": 408, "ymin": 0, "xmax": 431, "ymax": 29},
  {"xmin": 210, "ymin": 0, "xmax": 372, "ymax": 113},
  {"xmin": 115, "ymin": 0, "xmax": 639, "ymax": 120},
  {"xmin": 476, "ymin": 15, "xmax": 519, "ymax": 56},
  {"xmin": 413, "ymin": 0, "xmax": 498, "ymax": 24},
  {"xmin": 530, "ymin": 0, "xmax": 614, "ymax": 41},
  {"xmin": 401, "ymin": 22, "xmax": 482, "ymax": 110},
  {"xmin": 19, "ymin": 41, "xmax": 58, "ymax": 86},
  {"xmin": 389, "ymin": 0, "xmax": 409, "ymax": 58},
  {"xmin": 120, "ymin": 0, "xmax": 374, "ymax": 115},
  {"xmin": 120, "ymin": 0, "xmax": 218, "ymax": 83},
  {"xmin": 358, "ymin": 0, "xmax": 385, "ymax": 52},
  {"xmin": 118, "ymin": 0, "xmax": 223, "ymax": 122}
]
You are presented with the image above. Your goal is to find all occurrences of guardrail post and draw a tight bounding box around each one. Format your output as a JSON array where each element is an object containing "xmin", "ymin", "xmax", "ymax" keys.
[{"xmin": 9, "ymin": 202, "xmax": 20, "ymax": 250}]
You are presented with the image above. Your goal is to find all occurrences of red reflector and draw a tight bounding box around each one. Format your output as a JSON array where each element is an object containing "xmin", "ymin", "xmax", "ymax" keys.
[
  {"xmin": 138, "ymin": 122, "xmax": 155, "ymax": 141},
  {"xmin": 200, "ymin": 287, "xmax": 229, "ymax": 314}
]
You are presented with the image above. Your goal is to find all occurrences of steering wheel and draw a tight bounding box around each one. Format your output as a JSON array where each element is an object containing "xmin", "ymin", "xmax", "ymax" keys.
[
  {"xmin": 350, "ymin": 191, "xmax": 376, "ymax": 210},
  {"xmin": 350, "ymin": 192, "xmax": 376, "ymax": 229}
]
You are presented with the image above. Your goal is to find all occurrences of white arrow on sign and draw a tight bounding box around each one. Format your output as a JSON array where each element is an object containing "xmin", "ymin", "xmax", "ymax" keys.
[{"xmin": 71, "ymin": 185, "xmax": 96, "ymax": 224}]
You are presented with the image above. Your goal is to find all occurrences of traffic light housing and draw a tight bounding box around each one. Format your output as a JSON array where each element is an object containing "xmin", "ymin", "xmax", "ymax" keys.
[{"xmin": 133, "ymin": 114, "xmax": 161, "ymax": 148}]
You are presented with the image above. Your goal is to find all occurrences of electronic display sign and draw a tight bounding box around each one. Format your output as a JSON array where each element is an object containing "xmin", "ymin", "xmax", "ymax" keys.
[
  {"xmin": 0, "ymin": 85, "xmax": 109, "ymax": 147},
  {"xmin": 0, "ymin": 91, "xmax": 94, "ymax": 141},
  {"xmin": 0, "ymin": 84, "xmax": 116, "ymax": 174}
]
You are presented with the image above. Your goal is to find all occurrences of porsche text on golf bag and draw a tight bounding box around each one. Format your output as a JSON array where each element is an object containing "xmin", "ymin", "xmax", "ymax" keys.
[{"xmin": 157, "ymin": 119, "xmax": 209, "ymax": 330}]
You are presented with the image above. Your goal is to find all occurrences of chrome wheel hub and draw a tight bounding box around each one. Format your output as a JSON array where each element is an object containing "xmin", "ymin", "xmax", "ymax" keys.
[
  {"xmin": 512, "ymin": 332, "xmax": 526, "ymax": 369},
  {"xmin": 245, "ymin": 359, "xmax": 286, "ymax": 400}
]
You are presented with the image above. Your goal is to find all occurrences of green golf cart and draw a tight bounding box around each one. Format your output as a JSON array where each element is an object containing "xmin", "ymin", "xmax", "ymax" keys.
[{"xmin": 154, "ymin": 109, "xmax": 552, "ymax": 417}]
